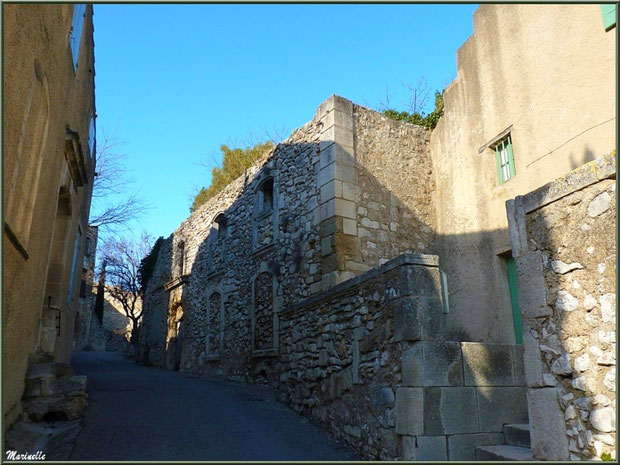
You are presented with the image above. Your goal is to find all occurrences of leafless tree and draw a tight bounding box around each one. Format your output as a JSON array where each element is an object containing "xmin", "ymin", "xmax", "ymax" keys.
[
  {"xmin": 377, "ymin": 84, "xmax": 394, "ymax": 111},
  {"xmin": 100, "ymin": 232, "xmax": 153, "ymax": 344},
  {"xmin": 403, "ymin": 76, "xmax": 431, "ymax": 115},
  {"xmin": 89, "ymin": 129, "xmax": 151, "ymax": 234}
]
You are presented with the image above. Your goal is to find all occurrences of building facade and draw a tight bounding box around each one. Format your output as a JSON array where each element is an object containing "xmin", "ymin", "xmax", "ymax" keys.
[
  {"xmin": 3, "ymin": 4, "xmax": 96, "ymax": 430},
  {"xmin": 138, "ymin": 4, "xmax": 615, "ymax": 461}
]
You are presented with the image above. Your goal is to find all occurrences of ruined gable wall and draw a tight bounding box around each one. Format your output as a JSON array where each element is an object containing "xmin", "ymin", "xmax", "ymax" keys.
[{"xmin": 140, "ymin": 96, "xmax": 438, "ymax": 379}]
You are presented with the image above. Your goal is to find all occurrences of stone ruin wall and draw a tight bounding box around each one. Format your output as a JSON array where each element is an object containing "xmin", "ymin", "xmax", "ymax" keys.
[
  {"xmin": 137, "ymin": 96, "xmax": 535, "ymax": 460},
  {"xmin": 508, "ymin": 152, "xmax": 616, "ymax": 460},
  {"xmin": 353, "ymin": 105, "xmax": 435, "ymax": 268},
  {"xmin": 278, "ymin": 255, "xmax": 440, "ymax": 460},
  {"xmin": 139, "ymin": 96, "xmax": 438, "ymax": 381}
]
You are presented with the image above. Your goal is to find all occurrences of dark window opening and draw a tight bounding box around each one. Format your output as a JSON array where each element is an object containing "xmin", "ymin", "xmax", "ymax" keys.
[
  {"xmin": 213, "ymin": 213, "xmax": 227, "ymax": 241},
  {"xmin": 259, "ymin": 179, "xmax": 273, "ymax": 214}
]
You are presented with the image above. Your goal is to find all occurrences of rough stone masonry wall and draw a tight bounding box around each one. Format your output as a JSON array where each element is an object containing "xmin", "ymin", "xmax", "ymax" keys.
[
  {"xmin": 277, "ymin": 253, "xmax": 526, "ymax": 461},
  {"xmin": 316, "ymin": 100, "xmax": 435, "ymax": 287},
  {"xmin": 139, "ymin": 96, "xmax": 437, "ymax": 382},
  {"xmin": 277, "ymin": 254, "xmax": 441, "ymax": 460},
  {"xmin": 353, "ymin": 105, "xmax": 435, "ymax": 268},
  {"xmin": 507, "ymin": 152, "xmax": 616, "ymax": 460},
  {"xmin": 140, "ymin": 103, "xmax": 327, "ymax": 377}
]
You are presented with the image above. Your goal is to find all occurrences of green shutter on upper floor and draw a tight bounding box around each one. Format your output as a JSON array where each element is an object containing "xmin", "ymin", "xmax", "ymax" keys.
[
  {"xmin": 601, "ymin": 4, "xmax": 616, "ymax": 31},
  {"xmin": 495, "ymin": 145, "xmax": 503, "ymax": 184},
  {"xmin": 506, "ymin": 136, "xmax": 516, "ymax": 179}
]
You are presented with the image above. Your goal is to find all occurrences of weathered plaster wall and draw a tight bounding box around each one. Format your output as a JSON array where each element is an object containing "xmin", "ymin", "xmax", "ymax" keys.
[
  {"xmin": 3, "ymin": 4, "xmax": 96, "ymax": 428},
  {"xmin": 507, "ymin": 153, "xmax": 616, "ymax": 460},
  {"xmin": 430, "ymin": 4, "xmax": 616, "ymax": 343}
]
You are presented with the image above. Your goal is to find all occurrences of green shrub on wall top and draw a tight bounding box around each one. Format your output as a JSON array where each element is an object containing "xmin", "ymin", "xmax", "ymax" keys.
[
  {"xmin": 383, "ymin": 91, "xmax": 444, "ymax": 130},
  {"xmin": 191, "ymin": 141, "xmax": 274, "ymax": 213}
]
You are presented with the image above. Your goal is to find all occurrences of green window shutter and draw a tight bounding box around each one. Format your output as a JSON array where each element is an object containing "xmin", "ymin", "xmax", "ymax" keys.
[
  {"xmin": 601, "ymin": 4, "xmax": 616, "ymax": 31},
  {"xmin": 506, "ymin": 256, "xmax": 523, "ymax": 345},
  {"xmin": 495, "ymin": 145, "xmax": 503, "ymax": 184},
  {"xmin": 507, "ymin": 137, "xmax": 516, "ymax": 179}
]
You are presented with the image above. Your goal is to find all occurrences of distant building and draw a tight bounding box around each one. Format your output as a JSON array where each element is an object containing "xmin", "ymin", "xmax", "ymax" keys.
[
  {"xmin": 73, "ymin": 226, "xmax": 136, "ymax": 353},
  {"xmin": 3, "ymin": 4, "xmax": 96, "ymax": 430}
]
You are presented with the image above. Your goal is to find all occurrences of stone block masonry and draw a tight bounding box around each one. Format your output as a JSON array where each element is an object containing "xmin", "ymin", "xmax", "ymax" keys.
[{"xmin": 507, "ymin": 152, "xmax": 616, "ymax": 460}]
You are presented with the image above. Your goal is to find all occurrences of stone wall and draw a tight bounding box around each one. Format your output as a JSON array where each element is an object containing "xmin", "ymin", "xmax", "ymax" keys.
[
  {"xmin": 277, "ymin": 253, "xmax": 526, "ymax": 460},
  {"xmin": 349, "ymin": 106, "xmax": 435, "ymax": 270},
  {"xmin": 507, "ymin": 152, "xmax": 616, "ymax": 460},
  {"xmin": 139, "ymin": 96, "xmax": 438, "ymax": 379},
  {"xmin": 3, "ymin": 4, "xmax": 96, "ymax": 428}
]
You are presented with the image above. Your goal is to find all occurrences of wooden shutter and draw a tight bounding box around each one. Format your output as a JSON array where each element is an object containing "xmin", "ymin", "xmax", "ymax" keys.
[
  {"xmin": 507, "ymin": 136, "xmax": 516, "ymax": 179},
  {"xmin": 601, "ymin": 4, "xmax": 616, "ymax": 31},
  {"xmin": 495, "ymin": 145, "xmax": 503, "ymax": 184}
]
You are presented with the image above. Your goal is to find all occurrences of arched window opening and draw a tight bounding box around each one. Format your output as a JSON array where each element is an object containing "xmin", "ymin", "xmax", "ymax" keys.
[
  {"xmin": 258, "ymin": 178, "xmax": 273, "ymax": 214},
  {"xmin": 254, "ymin": 177, "xmax": 276, "ymax": 249},
  {"xmin": 213, "ymin": 213, "xmax": 227, "ymax": 242}
]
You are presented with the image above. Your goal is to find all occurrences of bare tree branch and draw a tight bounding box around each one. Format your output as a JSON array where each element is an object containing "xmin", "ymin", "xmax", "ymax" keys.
[
  {"xmin": 100, "ymin": 233, "xmax": 153, "ymax": 344},
  {"xmin": 89, "ymin": 129, "xmax": 152, "ymax": 233},
  {"xmin": 402, "ymin": 76, "xmax": 431, "ymax": 115},
  {"xmin": 377, "ymin": 84, "xmax": 394, "ymax": 111}
]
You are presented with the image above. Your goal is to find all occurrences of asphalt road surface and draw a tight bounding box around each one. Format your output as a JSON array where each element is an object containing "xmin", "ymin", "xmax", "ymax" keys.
[{"xmin": 69, "ymin": 351, "xmax": 360, "ymax": 461}]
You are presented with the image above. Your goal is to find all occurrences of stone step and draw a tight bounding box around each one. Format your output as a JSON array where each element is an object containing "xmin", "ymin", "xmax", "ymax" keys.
[
  {"xmin": 4, "ymin": 419, "xmax": 82, "ymax": 461},
  {"xmin": 504, "ymin": 423, "xmax": 531, "ymax": 448},
  {"xmin": 26, "ymin": 362, "xmax": 74, "ymax": 381},
  {"xmin": 476, "ymin": 444, "xmax": 534, "ymax": 461},
  {"xmin": 23, "ymin": 392, "xmax": 87, "ymax": 422}
]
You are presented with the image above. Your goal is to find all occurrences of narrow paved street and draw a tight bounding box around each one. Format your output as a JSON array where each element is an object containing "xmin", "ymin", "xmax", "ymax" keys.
[{"xmin": 69, "ymin": 351, "xmax": 359, "ymax": 461}]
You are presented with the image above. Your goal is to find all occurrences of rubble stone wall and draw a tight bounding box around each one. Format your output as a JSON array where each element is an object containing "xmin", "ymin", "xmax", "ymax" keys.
[
  {"xmin": 507, "ymin": 152, "xmax": 616, "ymax": 460},
  {"xmin": 352, "ymin": 106, "xmax": 435, "ymax": 269},
  {"xmin": 139, "ymin": 96, "xmax": 437, "ymax": 382},
  {"xmin": 277, "ymin": 253, "xmax": 526, "ymax": 460}
]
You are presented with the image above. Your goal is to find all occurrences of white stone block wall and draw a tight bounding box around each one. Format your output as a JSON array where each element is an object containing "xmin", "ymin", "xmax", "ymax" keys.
[{"xmin": 507, "ymin": 152, "xmax": 616, "ymax": 460}]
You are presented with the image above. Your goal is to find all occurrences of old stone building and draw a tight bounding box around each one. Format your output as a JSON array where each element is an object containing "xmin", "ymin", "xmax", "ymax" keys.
[
  {"xmin": 139, "ymin": 4, "xmax": 615, "ymax": 461},
  {"xmin": 3, "ymin": 4, "xmax": 96, "ymax": 433}
]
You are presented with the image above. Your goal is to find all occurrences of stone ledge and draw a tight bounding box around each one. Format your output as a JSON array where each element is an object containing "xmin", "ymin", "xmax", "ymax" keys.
[
  {"xmin": 163, "ymin": 275, "xmax": 189, "ymax": 291},
  {"xmin": 251, "ymin": 348, "xmax": 279, "ymax": 358},
  {"xmin": 250, "ymin": 242, "xmax": 276, "ymax": 258},
  {"xmin": 206, "ymin": 268, "xmax": 225, "ymax": 280},
  {"xmin": 283, "ymin": 253, "xmax": 439, "ymax": 315},
  {"xmin": 522, "ymin": 152, "xmax": 616, "ymax": 214}
]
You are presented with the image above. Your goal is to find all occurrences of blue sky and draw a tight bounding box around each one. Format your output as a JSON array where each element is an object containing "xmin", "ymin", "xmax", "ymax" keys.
[{"xmin": 92, "ymin": 3, "xmax": 478, "ymax": 242}]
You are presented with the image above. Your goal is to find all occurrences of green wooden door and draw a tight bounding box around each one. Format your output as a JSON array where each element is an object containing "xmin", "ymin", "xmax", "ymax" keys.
[{"xmin": 506, "ymin": 256, "xmax": 523, "ymax": 344}]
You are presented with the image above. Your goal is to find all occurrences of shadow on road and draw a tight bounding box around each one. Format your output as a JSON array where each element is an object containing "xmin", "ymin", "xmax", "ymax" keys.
[{"xmin": 70, "ymin": 351, "xmax": 361, "ymax": 461}]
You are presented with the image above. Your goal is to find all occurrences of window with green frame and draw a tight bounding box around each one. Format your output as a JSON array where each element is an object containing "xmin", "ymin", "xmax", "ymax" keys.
[
  {"xmin": 601, "ymin": 4, "xmax": 616, "ymax": 31},
  {"xmin": 495, "ymin": 135, "xmax": 516, "ymax": 184}
]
